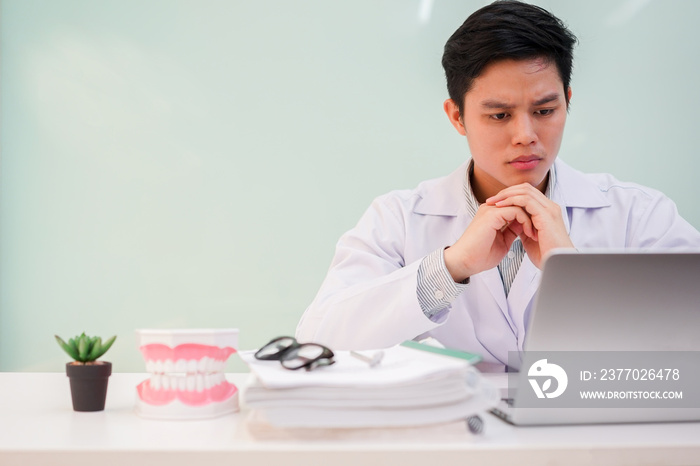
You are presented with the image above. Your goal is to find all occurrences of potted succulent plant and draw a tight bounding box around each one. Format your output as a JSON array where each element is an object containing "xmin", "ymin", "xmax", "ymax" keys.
[{"xmin": 55, "ymin": 333, "xmax": 117, "ymax": 412}]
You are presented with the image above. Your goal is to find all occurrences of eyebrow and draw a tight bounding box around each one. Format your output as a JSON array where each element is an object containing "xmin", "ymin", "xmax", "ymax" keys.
[{"xmin": 480, "ymin": 93, "xmax": 562, "ymax": 110}]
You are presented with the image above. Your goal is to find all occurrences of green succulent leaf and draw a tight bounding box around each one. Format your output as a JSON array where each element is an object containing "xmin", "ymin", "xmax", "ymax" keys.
[
  {"xmin": 87, "ymin": 337, "xmax": 103, "ymax": 360},
  {"xmin": 90, "ymin": 335, "xmax": 117, "ymax": 361},
  {"xmin": 55, "ymin": 335, "xmax": 79, "ymax": 360},
  {"xmin": 78, "ymin": 334, "xmax": 89, "ymax": 361}
]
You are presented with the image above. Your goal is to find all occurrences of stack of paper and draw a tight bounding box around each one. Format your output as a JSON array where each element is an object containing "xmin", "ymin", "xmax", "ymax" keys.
[{"xmin": 239, "ymin": 345, "xmax": 499, "ymax": 428}]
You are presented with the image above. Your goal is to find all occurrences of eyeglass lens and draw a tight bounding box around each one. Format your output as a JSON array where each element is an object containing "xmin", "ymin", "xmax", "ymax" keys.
[
  {"xmin": 255, "ymin": 336, "xmax": 297, "ymax": 360},
  {"xmin": 280, "ymin": 344, "xmax": 330, "ymax": 370}
]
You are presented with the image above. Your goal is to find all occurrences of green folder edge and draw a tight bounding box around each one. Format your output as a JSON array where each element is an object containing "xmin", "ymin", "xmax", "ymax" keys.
[{"xmin": 401, "ymin": 340, "xmax": 482, "ymax": 364}]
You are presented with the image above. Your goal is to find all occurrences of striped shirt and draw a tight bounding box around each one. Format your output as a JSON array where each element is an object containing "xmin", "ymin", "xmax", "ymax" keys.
[{"xmin": 417, "ymin": 160, "xmax": 557, "ymax": 320}]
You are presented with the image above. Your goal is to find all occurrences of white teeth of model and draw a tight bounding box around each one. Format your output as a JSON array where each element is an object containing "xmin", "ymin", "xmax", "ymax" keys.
[
  {"xmin": 145, "ymin": 359, "xmax": 224, "ymax": 375},
  {"xmin": 175, "ymin": 359, "xmax": 187, "ymax": 373},
  {"xmin": 203, "ymin": 374, "xmax": 212, "ymax": 390},
  {"xmin": 187, "ymin": 375, "xmax": 196, "ymax": 391},
  {"xmin": 187, "ymin": 360, "xmax": 198, "ymax": 373},
  {"xmin": 198, "ymin": 357, "xmax": 208, "ymax": 373},
  {"xmin": 196, "ymin": 375, "xmax": 204, "ymax": 392},
  {"xmin": 164, "ymin": 360, "xmax": 175, "ymax": 373},
  {"xmin": 162, "ymin": 375, "xmax": 171, "ymax": 390},
  {"xmin": 151, "ymin": 374, "xmax": 161, "ymax": 390},
  {"xmin": 178, "ymin": 377, "xmax": 186, "ymax": 391}
]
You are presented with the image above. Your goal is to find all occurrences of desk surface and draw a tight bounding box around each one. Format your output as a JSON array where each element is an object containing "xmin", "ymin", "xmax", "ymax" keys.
[{"xmin": 2, "ymin": 372, "xmax": 700, "ymax": 466}]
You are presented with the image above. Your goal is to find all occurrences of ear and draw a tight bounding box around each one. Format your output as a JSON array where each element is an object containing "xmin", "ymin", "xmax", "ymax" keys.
[
  {"xmin": 443, "ymin": 99, "xmax": 467, "ymax": 136},
  {"xmin": 567, "ymin": 87, "xmax": 573, "ymax": 107}
]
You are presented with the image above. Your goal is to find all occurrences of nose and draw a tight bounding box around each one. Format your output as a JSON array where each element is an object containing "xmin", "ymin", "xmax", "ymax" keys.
[{"xmin": 511, "ymin": 115, "xmax": 538, "ymax": 146}]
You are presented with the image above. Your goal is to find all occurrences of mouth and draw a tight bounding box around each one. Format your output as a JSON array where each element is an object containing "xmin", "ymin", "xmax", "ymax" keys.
[{"xmin": 508, "ymin": 155, "xmax": 542, "ymax": 170}]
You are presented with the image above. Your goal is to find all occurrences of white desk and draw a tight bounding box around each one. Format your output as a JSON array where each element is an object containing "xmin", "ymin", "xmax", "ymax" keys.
[{"xmin": 2, "ymin": 372, "xmax": 700, "ymax": 466}]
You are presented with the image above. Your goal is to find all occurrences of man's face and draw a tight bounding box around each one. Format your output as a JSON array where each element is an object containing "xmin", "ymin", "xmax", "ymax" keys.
[{"xmin": 444, "ymin": 58, "xmax": 570, "ymax": 202}]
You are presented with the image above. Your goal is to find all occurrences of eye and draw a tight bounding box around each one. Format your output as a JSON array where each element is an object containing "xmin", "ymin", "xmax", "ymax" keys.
[
  {"xmin": 490, "ymin": 113, "xmax": 508, "ymax": 121},
  {"xmin": 536, "ymin": 109, "xmax": 555, "ymax": 116}
]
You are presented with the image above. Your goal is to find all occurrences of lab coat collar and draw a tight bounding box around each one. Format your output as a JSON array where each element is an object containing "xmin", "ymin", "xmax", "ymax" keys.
[
  {"xmin": 412, "ymin": 158, "xmax": 611, "ymax": 217},
  {"xmin": 551, "ymin": 159, "xmax": 611, "ymax": 209},
  {"xmin": 412, "ymin": 162, "xmax": 470, "ymax": 216}
]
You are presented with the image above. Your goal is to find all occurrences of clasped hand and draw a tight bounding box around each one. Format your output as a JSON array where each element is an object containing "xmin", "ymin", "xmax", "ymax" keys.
[{"xmin": 444, "ymin": 183, "xmax": 573, "ymax": 282}]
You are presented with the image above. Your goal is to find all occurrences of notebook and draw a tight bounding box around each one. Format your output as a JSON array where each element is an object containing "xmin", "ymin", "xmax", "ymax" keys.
[{"xmin": 491, "ymin": 250, "xmax": 700, "ymax": 426}]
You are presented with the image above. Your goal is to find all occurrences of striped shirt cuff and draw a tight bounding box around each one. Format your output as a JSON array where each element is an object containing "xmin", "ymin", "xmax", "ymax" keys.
[{"xmin": 417, "ymin": 248, "xmax": 470, "ymax": 321}]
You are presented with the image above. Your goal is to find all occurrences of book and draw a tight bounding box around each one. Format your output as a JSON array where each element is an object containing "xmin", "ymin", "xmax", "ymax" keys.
[{"xmin": 400, "ymin": 339, "xmax": 482, "ymax": 363}]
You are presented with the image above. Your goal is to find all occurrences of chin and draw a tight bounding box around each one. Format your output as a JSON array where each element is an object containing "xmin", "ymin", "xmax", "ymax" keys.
[{"xmin": 506, "ymin": 172, "xmax": 549, "ymax": 190}]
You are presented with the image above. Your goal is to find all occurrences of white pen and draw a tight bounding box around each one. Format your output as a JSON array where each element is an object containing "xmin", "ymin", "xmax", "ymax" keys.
[{"xmin": 350, "ymin": 350, "xmax": 384, "ymax": 368}]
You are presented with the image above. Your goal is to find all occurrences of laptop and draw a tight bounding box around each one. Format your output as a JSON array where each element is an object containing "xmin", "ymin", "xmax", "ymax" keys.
[{"xmin": 491, "ymin": 250, "xmax": 700, "ymax": 426}]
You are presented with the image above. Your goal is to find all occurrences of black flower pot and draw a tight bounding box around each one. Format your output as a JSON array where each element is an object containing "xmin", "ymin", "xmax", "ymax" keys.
[{"xmin": 65, "ymin": 361, "xmax": 112, "ymax": 412}]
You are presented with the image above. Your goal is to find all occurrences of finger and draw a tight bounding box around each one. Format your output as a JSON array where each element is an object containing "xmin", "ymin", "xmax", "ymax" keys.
[
  {"xmin": 512, "ymin": 208, "xmax": 538, "ymax": 241},
  {"xmin": 519, "ymin": 233, "xmax": 541, "ymax": 262},
  {"xmin": 501, "ymin": 227, "xmax": 519, "ymax": 247},
  {"xmin": 485, "ymin": 183, "xmax": 543, "ymax": 205},
  {"xmin": 494, "ymin": 194, "xmax": 547, "ymax": 208},
  {"xmin": 498, "ymin": 206, "xmax": 536, "ymax": 240},
  {"xmin": 506, "ymin": 220, "xmax": 534, "ymax": 239},
  {"xmin": 499, "ymin": 221, "xmax": 512, "ymax": 233}
]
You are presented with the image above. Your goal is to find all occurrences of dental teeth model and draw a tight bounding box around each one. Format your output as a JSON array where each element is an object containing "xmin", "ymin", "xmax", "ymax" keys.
[{"xmin": 135, "ymin": 329, "xmax": 239, "ymax": 420}]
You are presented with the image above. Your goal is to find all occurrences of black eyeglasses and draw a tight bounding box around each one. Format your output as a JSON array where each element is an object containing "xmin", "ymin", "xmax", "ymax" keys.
[{"xmin": 254, "ymin": 336, "xmax": 335, "ymax": 371}]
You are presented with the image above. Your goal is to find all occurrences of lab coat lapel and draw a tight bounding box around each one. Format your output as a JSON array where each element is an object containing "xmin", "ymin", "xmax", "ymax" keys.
[
  {"xmin": 507, "ymin": 255, "xmax": 541, "ymax": 351},
  {"xmin": 480, "ymin": 268, "xmax": 513, "ymax": 331}
]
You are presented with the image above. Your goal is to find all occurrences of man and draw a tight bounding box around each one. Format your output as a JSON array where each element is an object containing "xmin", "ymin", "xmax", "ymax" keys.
[{"xmin": 296, "ymin": 1, "xmax": 700, "ymax": 369}]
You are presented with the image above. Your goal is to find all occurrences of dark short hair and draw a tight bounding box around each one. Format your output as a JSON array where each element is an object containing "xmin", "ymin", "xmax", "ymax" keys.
[{"xmin": 442, "ymin": 0, "xmax": 578, "ymax": 114}]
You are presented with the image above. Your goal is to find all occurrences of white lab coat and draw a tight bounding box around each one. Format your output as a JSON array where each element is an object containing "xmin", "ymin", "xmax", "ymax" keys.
[{"xmin": 296, "ymin": 159, "xmax": 700, "ymax": 367}]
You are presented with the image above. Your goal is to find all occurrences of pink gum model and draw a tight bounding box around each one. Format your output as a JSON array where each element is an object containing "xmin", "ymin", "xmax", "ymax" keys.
[{"xmin": 139, "ymin": 343, "xmax": 237, "ymax": 371}]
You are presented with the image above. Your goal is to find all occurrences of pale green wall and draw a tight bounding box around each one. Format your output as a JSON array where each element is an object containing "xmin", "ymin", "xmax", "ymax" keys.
[{"xmin": 2, "ymin": 0, "xmax": 699, "ymax": 372}]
